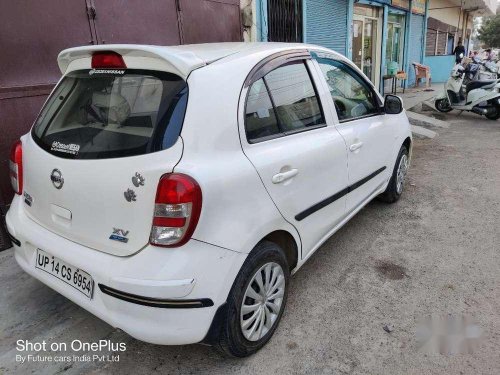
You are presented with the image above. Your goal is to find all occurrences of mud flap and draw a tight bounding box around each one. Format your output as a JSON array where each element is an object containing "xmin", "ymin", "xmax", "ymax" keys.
[{"xmin": 0, "ymin": 216, "xmax": 13, "ymax": 251}]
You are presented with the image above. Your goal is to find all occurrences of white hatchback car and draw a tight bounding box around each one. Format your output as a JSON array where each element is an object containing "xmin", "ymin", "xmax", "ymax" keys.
[{"xmin": 6, "ymin": 43, "xmax": 411, "ymax": 357}]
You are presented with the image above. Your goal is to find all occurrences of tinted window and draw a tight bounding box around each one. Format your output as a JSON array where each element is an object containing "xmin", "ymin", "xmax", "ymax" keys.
[
  {"xmin": 32, "ymin": 69, "xmax": 188, "ymax": 159},
  {"xmin": 316, "ymin": 59, "xmax": 379, "ymax": 121},
  {"xmin": 265, "ymin": 62, "xmax": 324, "ymax": 132},
  {"xmin": 245, "ymin": 61, "xmax": 325, "ymax": 142},
  {"xmin": 245, "ymin": 79, "xmax": 281, "ymax": 141}
]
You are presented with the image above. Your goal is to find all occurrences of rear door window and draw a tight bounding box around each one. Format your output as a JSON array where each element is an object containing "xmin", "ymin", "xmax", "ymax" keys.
[
  {"xmin": 264, "ymin": 62, "xmax": 325, "ymax": 133},
  {"xmin": 32, "ymin": 69, "xmax": 188, "ymax": 159},
  {"xmin": 245, "ymin": 78, "xmax": 281, "ymax": 141},
  {"xmin": 245, "ymin": 60, "xmax": 325, "ymax": 143}
]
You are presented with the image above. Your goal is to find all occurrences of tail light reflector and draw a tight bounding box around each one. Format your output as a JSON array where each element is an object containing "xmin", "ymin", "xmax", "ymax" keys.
[
  {"xmin": 91, "ymin": 51, "xmax": 127, "ymax": 69},
  {"xmin": 9, "ymin": 140, "xmax": 23, "ymax": 195},
  {"xmin": 150, "ymin": 174, "xmax": 202, "ymax": 247}
]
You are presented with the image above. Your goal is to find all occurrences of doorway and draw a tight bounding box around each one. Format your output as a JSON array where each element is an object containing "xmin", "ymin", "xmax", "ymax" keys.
[{"xmin": 353, "ymin": 5, "xmax": 382, "ymax": 87}]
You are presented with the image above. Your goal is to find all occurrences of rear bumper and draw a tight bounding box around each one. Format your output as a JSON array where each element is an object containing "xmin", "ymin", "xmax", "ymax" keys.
[{"xmin": 6, "ymin": 197, "xmax": 246, "ymax": 345}]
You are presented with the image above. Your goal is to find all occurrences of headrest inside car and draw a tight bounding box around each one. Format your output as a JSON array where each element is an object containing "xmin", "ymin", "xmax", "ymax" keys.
[{"xmin": 92, "ymin": 92, "xmax": 131, "ymax": 124}]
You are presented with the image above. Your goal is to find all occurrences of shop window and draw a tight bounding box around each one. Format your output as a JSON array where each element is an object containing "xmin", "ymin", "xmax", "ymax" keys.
[
  {"xmin": 426, "ymin": 29, "xmax": 437, "ymax": 56},
  {"xmin": 425, "ymin": 29, "xmax": 448, "ymax": 56},
  {"xmin": 353, "ymin": 4, "xmax": 381, "ymax": 84},
  {"xmin": 447, "ymin": 34, "xmax": 455, "ymax": 55},
  {"xmin": 386, "ymin": 14, "xmax": 405, "ymax": 71},
  {"xmin": 436, "ymin": 32, "xmax": 447, "ymax": 55}
]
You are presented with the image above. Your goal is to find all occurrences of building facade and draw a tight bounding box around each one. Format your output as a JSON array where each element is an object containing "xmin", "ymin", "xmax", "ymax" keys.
[
  {"xmin": 424, "ymin": 0, "xmax": 497, "ymax": 82},
  {"xmin": 243, "ymin": 0, "xmax": 430, "ymax": 91}
]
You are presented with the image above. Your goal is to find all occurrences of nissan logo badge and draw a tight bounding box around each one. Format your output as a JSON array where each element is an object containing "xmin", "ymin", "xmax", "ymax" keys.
[{"xmin": 50, "ymin": 169, "xmax": 64, "ymax": 189}]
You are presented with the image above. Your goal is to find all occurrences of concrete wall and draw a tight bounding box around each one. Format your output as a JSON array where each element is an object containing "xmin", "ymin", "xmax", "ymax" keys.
[
  {"xmin": 428, "ymin": 0, "xmax": 462, "ymax": 27},
  {"xmin": 428, "ymin": 0, "xmax": 473, "ymax": 43},
  {"xmin": 241, "ymin": 0, "xmax": 258, "ymax": 41},
  {"xmin": 424, "ymin": 54, "xmax": 455, "ymax": 82}
]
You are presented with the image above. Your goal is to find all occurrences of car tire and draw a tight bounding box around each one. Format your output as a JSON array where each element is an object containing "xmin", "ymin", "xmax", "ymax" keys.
[
  {"xmin": 215, "ymin": 241, "xmax": 289, "ymax": 357},
  {"xmin": 378, "ymin": 145, "xmax": 409, "ymax": 203}
]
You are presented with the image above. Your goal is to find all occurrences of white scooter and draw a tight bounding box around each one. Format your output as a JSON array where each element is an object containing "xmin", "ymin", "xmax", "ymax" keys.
[{"xmin": 435, "ymin": 64, "xmax": 500, "ymax": 120}]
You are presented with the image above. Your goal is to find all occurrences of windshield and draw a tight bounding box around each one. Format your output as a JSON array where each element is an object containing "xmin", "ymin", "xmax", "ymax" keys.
[{"xmin": 32, "ymin": 69, "xmax": 188, "ymax": 159}]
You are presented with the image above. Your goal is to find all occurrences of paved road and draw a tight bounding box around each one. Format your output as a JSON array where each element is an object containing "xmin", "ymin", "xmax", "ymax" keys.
[{"xmin": 1, "ymin": 111, "xmax": 499, "ymax": 375}]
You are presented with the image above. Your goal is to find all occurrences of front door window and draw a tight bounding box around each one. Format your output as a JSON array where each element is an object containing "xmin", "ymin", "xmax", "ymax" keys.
[{"xmin": 316, "ymin": 58, "xmax": 380, "ymax": 122}]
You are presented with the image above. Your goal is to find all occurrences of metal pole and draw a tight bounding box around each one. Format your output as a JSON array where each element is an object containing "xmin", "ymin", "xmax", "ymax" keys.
[
  {"xmin": 346, "ymin": 0, "xmax": 354, "ymax": 59},
  {"xmin": 380, "ymin": 4, "xmax": 388, "ymax": 93},
  {"xmin": 403, "ymin": 0, "xmax": 413, "ymax": 87},
  {"xmin": 421, "ymin": 0, "xmax": 430, "ymax": 63},
  {"xmin": 456, "ymin": 0, "xmax": 463, "ymax": 44}
]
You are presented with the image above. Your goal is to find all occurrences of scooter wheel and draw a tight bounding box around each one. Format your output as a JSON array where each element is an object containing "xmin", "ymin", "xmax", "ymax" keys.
[
  {"xmin": 485, "ymin": 106, "xmax": 500, "ymax": 121},
  {"xmin": 435, "ymin": 98, "xmax": 453, "ymax": 113}
]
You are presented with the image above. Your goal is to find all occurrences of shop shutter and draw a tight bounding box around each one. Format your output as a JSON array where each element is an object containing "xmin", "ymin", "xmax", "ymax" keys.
[
  {"xmin": 408, "ymin": 14, "xmax": 425, "ymax": 85},
  {"xmin": 305, "ymin": 0, "xmax": 349, "ymax": 55}
]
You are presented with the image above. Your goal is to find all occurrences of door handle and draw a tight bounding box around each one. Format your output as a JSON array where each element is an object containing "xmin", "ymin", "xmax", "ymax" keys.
[
  {"xmin": 272, "ymin": 169, "xmax": 299, "ymax": 184},
  {"xmin": 349, "ymin": 142, "xmax": 364, "ymax": 152}
]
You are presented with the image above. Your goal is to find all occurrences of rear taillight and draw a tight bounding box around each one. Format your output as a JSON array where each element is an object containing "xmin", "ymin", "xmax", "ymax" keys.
[
  {"xmin": 91, "ymin": 51, "xmax": 127, "ymax": 69},
  {"xmin": 150, "ymin": 173, "xmax": 202, "ymax": 247},
  {"xmin": 9, "ymin": 140, "xmax": 23, "ymax": 195}
]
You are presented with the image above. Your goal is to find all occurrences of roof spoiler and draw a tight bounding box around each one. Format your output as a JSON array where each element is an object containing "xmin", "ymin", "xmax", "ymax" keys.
[{"xmin": 58, "ymin": 44, "xmax": 207, "ymax": 78}]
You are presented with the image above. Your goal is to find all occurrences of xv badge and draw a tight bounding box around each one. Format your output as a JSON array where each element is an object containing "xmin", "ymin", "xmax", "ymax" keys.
[{"xmin": 109, "ymin": 228, "xmax": 130, "ymax": 243}]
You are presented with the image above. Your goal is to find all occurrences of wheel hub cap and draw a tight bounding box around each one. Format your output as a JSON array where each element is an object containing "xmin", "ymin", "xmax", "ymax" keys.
[
  {"xmin": 396, "ymin": 154, "xmax": 409, "ymax": 194},
  {"xmin": 240, "ymin": 262, "xmax": 285, "ymax": 341}
]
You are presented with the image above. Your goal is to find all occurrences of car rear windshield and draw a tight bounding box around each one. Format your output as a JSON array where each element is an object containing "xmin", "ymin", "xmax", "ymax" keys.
[{"xmin": 32, "ymin": 69, "xmax": 188, "ymax": 159}]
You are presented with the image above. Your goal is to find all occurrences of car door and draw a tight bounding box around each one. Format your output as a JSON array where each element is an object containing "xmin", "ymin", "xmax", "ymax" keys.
[
  {"xmin": 312, "ymin": 55, "xmax": 397, "ymax": 213},
  {"xmin": 239, "ymin": 55, "xmax": 349, "ymax": 259}
]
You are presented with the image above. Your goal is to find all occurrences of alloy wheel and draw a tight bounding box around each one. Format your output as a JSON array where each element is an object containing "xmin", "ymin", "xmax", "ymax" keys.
[
  {"xmin": 240, "ymin": 262, "xmax": 285, "ymax": 342},
  {"xmin": 396, "ymin": 154, "xmax": 409, "ymax": 194}
]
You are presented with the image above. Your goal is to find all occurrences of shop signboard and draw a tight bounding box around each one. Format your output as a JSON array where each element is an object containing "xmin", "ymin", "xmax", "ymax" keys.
[
  {"xmin": 392, "ymin": 0, "xmax": 410, "ymax": 10},
  {"xmin": 411, "ymin": 0, "xmax": 426, "ymax": 14}
]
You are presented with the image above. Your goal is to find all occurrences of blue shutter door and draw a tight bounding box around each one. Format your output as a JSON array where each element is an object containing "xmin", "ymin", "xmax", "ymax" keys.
[
  {"xmin": 408, "ymin": 14, "xmax": 424, "ymax": 85},
  {"xmin": 305, "ymin": 0, "xmax": 349, "ymax": 55}
]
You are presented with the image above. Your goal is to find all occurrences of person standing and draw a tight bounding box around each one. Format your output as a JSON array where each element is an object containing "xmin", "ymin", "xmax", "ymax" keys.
[
  {"xmin": 484, "ymin": 48, "xmax": 492, "ymax": 61},
  {"xmin": 453, "ymin": 39, "xmax": 466, "ymax": 64}
]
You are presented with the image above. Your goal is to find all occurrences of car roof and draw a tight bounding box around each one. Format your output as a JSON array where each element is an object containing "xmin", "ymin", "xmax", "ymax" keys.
[{"xmin": 58, "ymin": 42, "xmax": 343, "ymax": 78}]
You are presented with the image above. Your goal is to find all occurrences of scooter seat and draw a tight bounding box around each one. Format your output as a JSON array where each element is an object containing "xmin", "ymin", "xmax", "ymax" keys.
[{"xmin": 466, "ymin": 80, "xmax": 497, "ymax": 93}]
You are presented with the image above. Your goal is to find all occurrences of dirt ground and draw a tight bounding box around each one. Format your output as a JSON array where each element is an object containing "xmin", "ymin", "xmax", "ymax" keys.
[{"xmin": 1, "ymin": 111, "xmax": 499, "ymax": 375}]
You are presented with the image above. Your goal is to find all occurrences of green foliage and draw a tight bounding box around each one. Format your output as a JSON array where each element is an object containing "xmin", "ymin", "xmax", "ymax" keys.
[{"xmin": 477, "ymin": 15, "xmax": 500, "ymax": 48}]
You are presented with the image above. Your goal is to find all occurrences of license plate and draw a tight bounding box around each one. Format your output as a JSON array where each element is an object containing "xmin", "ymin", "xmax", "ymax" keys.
[{"xmin": 35, "ymin": 249, "xmax": 94, "ymax": 299}]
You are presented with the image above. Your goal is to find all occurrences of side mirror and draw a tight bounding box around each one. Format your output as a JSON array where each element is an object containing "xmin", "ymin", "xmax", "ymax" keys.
[{"xmin": 384, "ymin": 95, "xmax": 403, "ymax": 114}]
